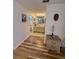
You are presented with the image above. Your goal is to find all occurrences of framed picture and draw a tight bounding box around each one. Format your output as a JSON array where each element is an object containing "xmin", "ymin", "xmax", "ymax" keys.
[
  {"xmin": 53, "ymin": 13, "xmax": 59, "ymax": 21},
  {"xmin": 37, "ymin": 16, "xmax": 45, "ymax": 24},
  {"xmin": 22, "ymin": 14, "xmax": 26, "ymax": 22}
]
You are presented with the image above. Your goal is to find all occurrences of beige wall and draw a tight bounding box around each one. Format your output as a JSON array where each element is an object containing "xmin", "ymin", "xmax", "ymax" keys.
[
  {"xmin": 13, "ymin": 0, "xmax": 30, "ymax": 49},
  {"xmin": 45, "ymin": 4, "xmax": 65, "ymax": 47}
]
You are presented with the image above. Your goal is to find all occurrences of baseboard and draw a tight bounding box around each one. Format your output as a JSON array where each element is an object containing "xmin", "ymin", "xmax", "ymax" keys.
[{"xmin": 13, "ymin": 35, "xmax": 30, "ymax": 50}]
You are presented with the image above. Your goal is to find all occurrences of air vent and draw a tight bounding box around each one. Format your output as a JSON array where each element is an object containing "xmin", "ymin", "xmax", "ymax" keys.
[{"xmin": 42, "ymin": 0, "xmax": 49, "ymax": 3}]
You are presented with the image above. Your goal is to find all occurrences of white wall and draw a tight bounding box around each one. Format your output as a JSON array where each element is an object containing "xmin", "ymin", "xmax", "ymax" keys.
[
  {"xmin": 45, "ymin": 4, "xmax": 65, "ymax": 46},
  {"xmin": 13, "ymin": 0, "xmax": 30, "ymax": 49}
]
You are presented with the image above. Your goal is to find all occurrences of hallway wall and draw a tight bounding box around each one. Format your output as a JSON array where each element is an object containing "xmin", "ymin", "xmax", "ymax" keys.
[
  {"xmin": 45, "ymin": 4, "xmax": 65, "ymax": 47},
  {"xmin": 13, "ymin": 0, "xmax": 30, "ymax": 49}
]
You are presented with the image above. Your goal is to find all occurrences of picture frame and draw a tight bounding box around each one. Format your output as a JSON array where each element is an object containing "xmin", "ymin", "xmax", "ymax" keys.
[{"xmin": 22, "ymin": 14, "xmax": 26, "ymax": 22}]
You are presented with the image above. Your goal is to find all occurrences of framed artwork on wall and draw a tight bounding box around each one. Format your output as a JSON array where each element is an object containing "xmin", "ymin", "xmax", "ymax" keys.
[
  {"xmin": 53, "ymin": 13, "xmax": 59, "ymax": 21},
  {"xmin": 37, "ymin": 16, "xmax": 45, "ymax": 24},
  {"xmin": 22, "ymin": 14, "xmax": 26, "ymax": 22}
]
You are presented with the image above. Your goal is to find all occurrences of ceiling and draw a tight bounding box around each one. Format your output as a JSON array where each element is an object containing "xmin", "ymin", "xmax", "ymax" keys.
[{"xmin": 15, "ymin": 0, "xmax": 65, "ymax": 13}]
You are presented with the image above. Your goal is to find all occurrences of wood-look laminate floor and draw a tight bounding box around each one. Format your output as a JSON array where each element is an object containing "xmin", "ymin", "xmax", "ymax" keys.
[{"xmin": 13, "ymin": 36, "xmax": 65, "ymax": 59}]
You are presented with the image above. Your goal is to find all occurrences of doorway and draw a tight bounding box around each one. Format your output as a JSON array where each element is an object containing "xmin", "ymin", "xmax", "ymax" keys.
[{"xmin": 29, "ymin": 13, "xmax": 46, "ymax": 37}]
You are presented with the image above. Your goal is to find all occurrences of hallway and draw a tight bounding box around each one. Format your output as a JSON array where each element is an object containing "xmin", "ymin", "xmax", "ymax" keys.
[
  {"xmin": 30, "ymin": 32, "xmax": 44, "ymax": 37},
  {"xmin": 13, "ymin": 1, "xmax": 65, "ymax": 59},
  {"xmin": 13, "ymin": 36, "xmax": 65, "ymax": 59}
]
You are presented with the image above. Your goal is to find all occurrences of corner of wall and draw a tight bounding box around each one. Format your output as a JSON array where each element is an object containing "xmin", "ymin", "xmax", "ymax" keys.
[{"xmin": 13, "ymin": 34, "xmax": 30, "ymax": 50}]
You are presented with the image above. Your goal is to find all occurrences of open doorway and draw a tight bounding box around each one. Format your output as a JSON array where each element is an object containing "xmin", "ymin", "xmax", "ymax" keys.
[{"xmin": 28, "ymin": 13, "xmax": 46, "ymax": 37}]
